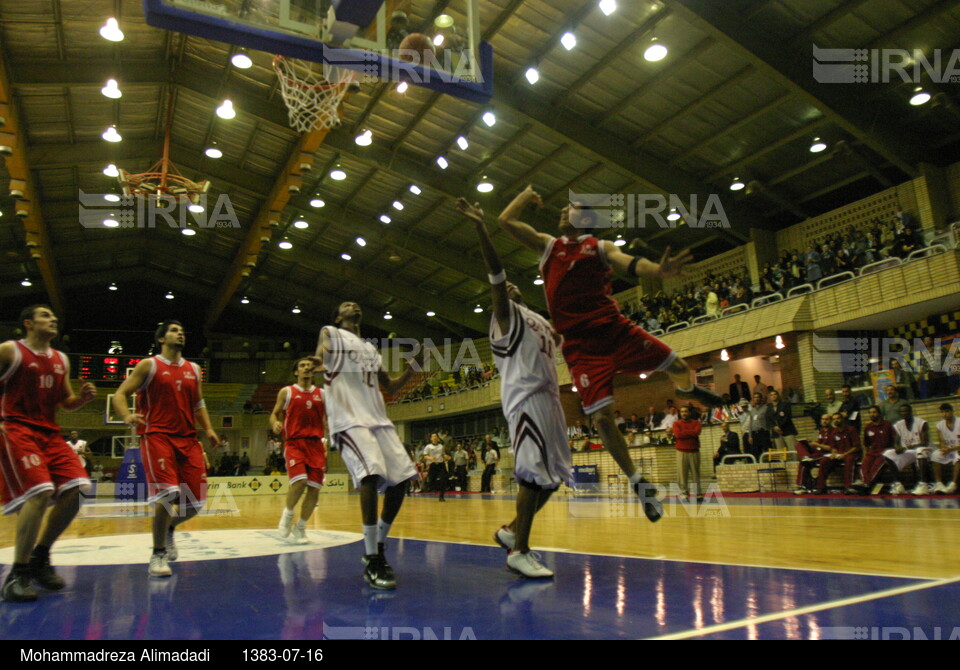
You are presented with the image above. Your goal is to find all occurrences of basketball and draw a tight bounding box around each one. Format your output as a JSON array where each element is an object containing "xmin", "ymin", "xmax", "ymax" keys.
[{"xmin": 398, "ymin": 32, "xmax": 435, "ymax": 63}]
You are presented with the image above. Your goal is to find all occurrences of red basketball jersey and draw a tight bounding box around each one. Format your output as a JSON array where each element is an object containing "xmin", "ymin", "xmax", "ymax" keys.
[
  {"xmin": 137, "ymin": 355, "xmax": 202, "ymax": 437},
  {"xmin": 540, "ymin": 235, "xmax": 622, "ymax": 335},
  {"xmin": 283, "ymin": 384, "xmax": 325, "ymax": 440},
  {"xmin": 0, "ymin": 340, "xmax": 68, "ymax": 433}
]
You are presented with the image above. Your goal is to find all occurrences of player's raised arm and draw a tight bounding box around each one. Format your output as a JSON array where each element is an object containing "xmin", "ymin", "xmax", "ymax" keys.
[
  {"xmin": 458, "ymin": 198, "xmax": 511, "ymax": 335},
  {"xmin": 498, "ymin": 185, "xmax": 553, "ymax": 253},
  {"xmin": 603, "ymin": 241, "xmax": 693, "ymax": 280},
  {"xmin": 113, "ymin": 358, "xmax": 152, "ymax": 427},
  {"xmin": 270, "ymin": 386, "xmax": 289, "ymax": 437}
]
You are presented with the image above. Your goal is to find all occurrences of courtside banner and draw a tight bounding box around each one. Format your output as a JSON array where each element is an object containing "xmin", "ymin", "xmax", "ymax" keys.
[{"xmin": 205, "ymin": 474, "xmax": 351, "ymax": 496}]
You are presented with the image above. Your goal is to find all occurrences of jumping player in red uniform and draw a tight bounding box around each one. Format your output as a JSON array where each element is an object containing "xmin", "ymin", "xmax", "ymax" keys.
[
  {"xmin": 270, "ymin": 358, "xmax": 327, "ymax": 545},
  {"xmin": 498, "ymin": 186, "xmax": 723, "ymax": 521},
  {"xmin": 112, "ymin": 320, "xmax": 220, "ymax": 578},
  {"xmin": 1, "ymin": 304, "xmax": 97, "ymax": 602}
]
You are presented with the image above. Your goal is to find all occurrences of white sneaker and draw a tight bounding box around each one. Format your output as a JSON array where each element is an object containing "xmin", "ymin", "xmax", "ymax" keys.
[
  {"xmin": 889, "ymin": 482, "xmax": 906, "ymax": 495},
  {"xmin": 291, "ymin": 525, "xmax": 309, "ymax": 545},
  {"xmin": 911, "ymin": 482, "xmax": 932, "ymax": 496},
  {"xmin": 149, "ymin": 552, "xmax": 172, "ymax": 578},
  {"xmin": 793, "ymin": 487, "xmax": 807, "ymax": 495},
  {"xmin": 506, "ymin": 551, "xmax": 554, "ymax": 579},
  {"xmin": 945, "ymin": 482, "xmax": 957, "ymax": 494},
  {"xmin": 278, "ymin": 511, "xmax": 294, "ymax": 538},
  {"xmin": 494, "ymin": 525, "xmax": 516, "ymax": 552},
  {"xmin": 165, "ymin": 529, "xmax": 178, "ymax": 562},
  {"xmin": 933, "ymin": 482, "xmax": 947, "ymax": 494}
]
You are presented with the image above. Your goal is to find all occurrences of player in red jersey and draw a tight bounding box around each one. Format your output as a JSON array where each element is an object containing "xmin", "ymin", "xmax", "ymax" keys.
[
  {"xmin": 270, "ymin": 357, "xmax": 327, "ymax": 544},
  {"xmin": 112, "ymin": 320, "xmax": 220, "ymax": 578},
  {"xmin": 1, "ymin": 304, "xmax": 97, "ymax": 602},
  {"xmin": 498, "ymin": 186, "xmax": 723, "ymax": 521}
]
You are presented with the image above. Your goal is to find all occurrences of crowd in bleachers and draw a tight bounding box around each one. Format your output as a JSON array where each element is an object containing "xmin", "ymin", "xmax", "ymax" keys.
[{"xmin": 399, "ymin": 363, "xmax": 499, "ymax": 402}]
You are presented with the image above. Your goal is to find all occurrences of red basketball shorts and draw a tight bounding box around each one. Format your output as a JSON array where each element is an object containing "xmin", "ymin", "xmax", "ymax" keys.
[
  {"xmin": 141, "ymin": 433, "xmax": 208, "ymax": 509},
  {"xmin": 561, "ymin": 318, "xmax": 676, "ymax": 414},
  {"xmin": 285, "ymin": 438, "xmax": 327, "ymax": 488},
  {"xmin": 0, "ymin": 422, "xmax": 91, "ymax": 514}
]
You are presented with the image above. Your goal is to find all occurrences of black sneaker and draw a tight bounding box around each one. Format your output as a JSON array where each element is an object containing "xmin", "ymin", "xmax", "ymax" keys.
[
  {"xmin": 29, "ymin": 554, "xmax": 65, "ymax": 591},
  {"xmin": 3, "ymin": 570, "xmax": 38, "ymax": 603},
  {"xmin": 632, "ymin": 477, "xmax": 663, "ymax": 523},
  {"xmin": 363, "ymin": 555, "xmax": 396, "ymax": 590},
  {"xmin": 676, "ymin": 385, "xmax": 724, "ymax": 408},
  {"xmin": 361, "ymin": 542, "xmax": 385, "ymax": 566}
]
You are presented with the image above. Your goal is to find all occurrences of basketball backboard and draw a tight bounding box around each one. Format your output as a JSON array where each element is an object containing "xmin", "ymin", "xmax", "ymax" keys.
[{"xmin": 143, "ymin": 0, "xmax": 493, "ymax": 104}]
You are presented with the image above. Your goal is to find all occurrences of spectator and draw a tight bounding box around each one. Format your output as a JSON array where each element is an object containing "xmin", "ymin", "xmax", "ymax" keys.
[
  {"xmin": 743, "ymin": 393, "xmax": 772, "ymax": 459},
  {"xmin": 644, "ymin": 406, "xmax": 663, "ymax": 433},
  {"xmin": 481, "ymin": 445, "xmax": 499, "ymax": 493},
  {"xmin": 752, "ymin": 375, "xmax": 767, "ymax": 401},
  {"xmin": 672, "ymin": 406, "xmax": 702, "ymax": 499},
  {"xmin": 823, "ymin": 388, "xmax": 843, "ymax": 417},
  {"xmin": 452, "ymin": 443, "xmax": 469, "ymax": 491},
  {"xmin": 624, "ymin": 412, "xmax": 642, "ymax": 434},
  {"xmin": 804, "ymin": 244, "xmax": 823, "ymax": 283},
  {"xmin": 729, "ymin": 374, "xmax": 750, "ymax": 405},
  {"xmin": 613, "ymin": 410, "xmax": 626, "ymax": 433},
  {"xmin": 705, "ymin": 286, "xmax": 720, "ymax": 318},
  {"xmin": 714, "ymin": 421, "xmax": 744, "ymax": 470},
  {"xmin": 768, "ymin": 390, "xmax": 798, "ymax": 452},
  {"xmin": 238, "ymin": 452, "xmax": 250, "ymax": 476},
  {"xmin": 814, "ymin": 413, "xmax": 861, "ymax": 494},
  {"xmin": 838, "ymin": 385, "xmax": 862, "ymax": 431},
  {"xmin": 889, "ymin": 358, "xmax": 917, "ymax": 399}
]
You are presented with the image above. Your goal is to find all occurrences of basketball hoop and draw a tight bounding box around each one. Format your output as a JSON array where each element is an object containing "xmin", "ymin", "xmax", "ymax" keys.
[{"xmin": 273, "ymin": 55, "xmax": 354, "ymax": 133}]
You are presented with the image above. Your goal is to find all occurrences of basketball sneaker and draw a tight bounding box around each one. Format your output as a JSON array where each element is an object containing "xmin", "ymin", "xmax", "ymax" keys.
[
  {"xmin": 149, "ymin": 551, "xmax": 172, "ymax": 578},
  {"xmin": 29, "ymin": 552, "xmax": 64, "ymax": 590},
  {"xmin": 632, "ymin": 476, "xmax": 663, "ymax": 523},
  {"xmin": 889, "ymin": 482, "xmax": 907, "ymax": 495},
  {"xmin": 165, "ymin": 528, "xmax": 178, "ymax": 562},
  {"xmin": 292, "ymin": 524, "xmax": 309, "ymax": 545},
  {"xmin": 494, "ymin": 525, "xmax": 516, "ymax": 552},
  {"xmin": 2, "ymin": 569, "xmax": 38, "ymax": 602},
  {"xmin": 278, "ymin": 509, "xmax": 294, "ymax": 538},
  {"xmin": 506, "ymin": 551, "xmax": 554, "ymax": 579},
  {"xmin": 945, "ymin": 481, "xmax": 957, "ymax": 494},
  {"xmin": 361, "ymin": 542, "xmax": 385, "ymax": 566},
  {"xmin": 933, "ymin": 481, "xmax": 947, "ymax": 494},
  {"xmin": 363, "ymin": 554, "xmax": 396, "ymax": 590},
  {"xmin": 911, "ymin": 482, "xmax": 932, "ymax": 496}
]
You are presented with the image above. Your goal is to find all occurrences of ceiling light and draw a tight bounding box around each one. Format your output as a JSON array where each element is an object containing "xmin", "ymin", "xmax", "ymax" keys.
[
  {"xmin": 100, "ymin": 17, "xmax": 124, "ymax": 42},
  {"xmin": 341, "ymin": 253, "xmax": 352, "ymax": 261},
  {"xmin": 380, "ymin": 214, "xmax": 392, "ymax": 224},
  {"xmin": 720, "ymin": 349, "xmax": 730, "ymax": 361},
  {"xmin": 571, "ymin": 385, "xmax": 577, "ymax": 393},
  {"xmin": 231, "ymin": 52, "xmax": 253, "ymax": 69},
  {"xmin": 533, "ymin": 276, "xmax": 544, "ymax": 286},
  {"xmin": 103, "ymin": 217, "xmax": 119, "ymax": 228},
  {"xmin": 216, "ymin": 99, "xmax": 236, "ymax": 119},
  {"xmin": 293, "ymin": 219, "xmax": 309, "ymax": 229},
  {"xmin": 205, "ymin": 146, "xmax": 223, "ymax": 158},
  {"xmin": 310, "ymin": 198, "xmax": 325, "ymax": 208},
  {"xmin": 21, "ymin": 278, "xmax": 32, "ymax": 287},
  {"xmin": 482, "ymin": 111, "xmax": 496, "ymax": 127},
  {"xmin": 109, "ymin": 283, "xmax": 118, "ymax": 291},
  {"xmin": 278, "ymin": 239, "xmax": 293, "ymax": 249},
  {"xmin": 667, "ymin": 208, "xmax": 680, "ymax": 221},
  {"xmin": 396, "ymin": 81, "xmax": 408, "ymax": 94},
  {"xmin": 433, "ymin": 34, "xmax": 444, "ymax": 47},
  {"xmin": 477, "ymin": 179, "xmax": 493, "ymax": 193},
  {"xmin": 775, "ymin": 335, "xmax": 786, "ymax": 350},
  {"xmin": 101, "ymin": 79, "xmax": 122, "ymax": 99},
  {"xmin": 910, "ymin": 87, "xmax": 931, "ymax": 106},
  {"xmin": 409, "ymin": 184, "xmax": 421, "ymax": 195},
  {"xmin": 356, "ymin": 236, "xmax": 367, "ymax": 246},
  {"xmin": 104, "ymin": 164, "xmax": 120, "ymax": 177},
  {"xmin": 434, "ymin": 14, "xmax": 454, "ymax": 28},
  {"xmin": 809, "ymin": 137, "xmax": 827, "ymax": 153},
  {"xmin": 384, "ymin": 311, "xmax": 393, "ymax": 320},
  {"xmin": 291, "ymin": 306, "xmax": 301, "ymax": 314},
  {"xmin": 525, "ymin": 67, "xmax": 540, "ymax": 85},
  {"xmin": 599, "ymin": 0, "xmax": 617, "ymax": 16},
  {"xmin": 561, "ymin": 32, "xmax": 577, "ymax": 50},
  {"xmin": 165, "ymin": 292, "xmax": 175, "ymax": 300},
  {"xmin": 330, "ymin": 167, "xmax": 347, "ymax": 180},
  {"xmin": 241, "ymin": 296, "xmax": 250, "ymax": 304},
  {"xmin": 473, "ymin": 305, "xmax": 483, "ymax": 313},
  {"xmin": 730, "ymin": 177, "xmax": 745, "ymax": 191},
  {"xmin": 181, "ymin": 227, "xmax": 196, "ymax": 236},
  {"xmin": 355, "ymin": 129, "xmax": 373, "ymax": 146},
  {"xmin": 102, "ymin": 126, "xmax": 122, "ymax": 142},
  {"xmin": 436, "ymin": 156, "xmax": 448, "ymax": 169},
  {"xmin": 188, "ymin": 204, "xmax": 204, "ymax": 214},
  {"xmin": 426, "ymin": 311, "xmax": 436, "ymax": 317},
  {"xmin": 457, "ymin": 136, "xmax": 469, "ymax": 150},
  {"xmin": 104, "ymin": 193, "xmax": 120, "ymax": 202},
  {"xmin": 392, "ymin": 200, "xmax": 404, "ymax": 210},
  {"xmin": 613, "ymin": 235, "xmax": 626, "ymax": 246},
  {"xmin": 639, "ymin": 373, "xmax": 647, "ymax": 379},
  {"xmin": 644, "ymin": 42, "xmax": 668, "ymax": 62}
]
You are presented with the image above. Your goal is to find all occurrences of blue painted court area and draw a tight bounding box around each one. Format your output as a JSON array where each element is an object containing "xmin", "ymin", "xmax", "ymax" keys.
[{"xmin": 0, "ymin": 537, "xmax": 949, "ymax": 640}]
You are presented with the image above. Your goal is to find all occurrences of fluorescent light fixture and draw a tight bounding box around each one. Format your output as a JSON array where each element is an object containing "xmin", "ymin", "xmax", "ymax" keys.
[
  {"xmin": 730, "ymin": 178, "xmax": 745, "ymax": 191},
  {"xmin": 482, "ymin": 111, "xmax": 496, "ymax": 127},
  {"xmin": 21, "ymin": 278, "xmax": 32, "ymax": 287},
  {"xmin": 189, "ymin": 204, "xmax": 204, "ymax": 213},
  {"xmin": 104, "ymin": 194, "xmax": 120, "ymax": 202},
  {"xmin": 613, "ymin": 235, "xmax": 626, "ymax": 246},
  {"xmin": 775, "ymin": 335, "xmax": 786, "ymax": 350},
  {"xmin": 396, "ymin": 82, "xmax": 408, "ymax": 94},
  {"xmin": 457, "ymin": 136, "xmax": 469, "ymax": 150},
  {"xmin": 667, "ymin": 208, "xmax": 680, "ymax": 221},
  {"xmin": 380, "ymin": 214, "xmax": 392, "ymax": 224},
  {"xmin": 278, "ymin": 239, "xmax": 293, "ymax": 249},
  {"xmin": 436, "ymin": 156, "xmax": 448, "ymax": 169},
  {"xmin": 809, "ymin": 137, "xmax": 827, "ymax": 153},
  {"xmin": 384, "ymin": 311, "xmax": 393, "ymax": 320},
  {"xmin": 392, "ymin": 200, "xmax": 404, "ymax": 210},
  {"xmin": 104, "ymin": 164, "xmax": 120, "ymax": 177},
  {"xmin": 409, "ymin": 184, "xmax": 421, "ymax": 195},
  {"xmin": 477, "ymin": 180, "xmax": 494, "ymax": 193},
  {"xmin": 433, "ymin": 34, "xmax": 444, "ymax": 47},
  {"xmin": 100, "ymin": 18, "xmax": 124, "ymax": 41},
  {"xmin": 561, "ymin": 32, "xmax": 577, "ymax": 50},
  {"xmin": 473, "ymin": 305, "xmax": 483, "ymax": 313},
  {"xmin": 341, "ymin": 253, "xmax": 352, "ymax": 261},
  {"xmin": 356, "ymin": 236, "xmax": 366, "ymax": 246},
  {"xmin": 181, "ymin": 227, "xmax": 196, "ymax": 236},
  {"xmin": 240, "ymin": 296, "xmax": 250, "ymax": 304},
  {"xmin": 639, "ymin": 373, "xmax": 647, "ymax": 379},
  {"xmin": 291, "ymin": 306, "xmax": 301, "ymax": 314},
  {"xmin": 533, "ymin": 276, "xmax": 544, "ymax": 286},
  {"xmin": 231, "ymin": 52, "xmax": 253, "ymax": 69},
  {"xmin": 426, "ymin": 311, "xmax": 436, "ymax": 317},
  {"xmin": 293, "ymin": 219, "xmax": 309, "ymax": 229},
  {"xmin": 910, "ymin": 88, "xmax": 931, "ymax": 106},
  {"xmin": 525, "ymin": 67, "xmax": 539, "ymax": 85},
  {"xmin": 109, "ymin": 283, "xmax": 118, "ymax": 291},
  {"xmin": 101, "ymin": 79, "xmax": 122, "ymax": 99},
  {"xmin": 599, "ymin": 0, "xmax": 617, "ymax": 16},
  {"xmin": 330, "ymin": 167, "xmax": 347, "ymax": 180},
  {"xmin": 310, "ymin": 198, "xmax": 325, "ymax": 208},
  {"xmin": 644, "ymin": 43, "xmax": 668, "ymax": 62},
  {"xmin": 102, "ymin": 126, "xmax": 122, "ymax": 142},
  {"xmin": 355, "ymin": 129, "xmax": 373, "ymax": 146},
  {"xmin": 720, "ymin": 349, "xmax": 730, "ymax": 361},
  {"xmin": 165, "ymin": 292, "xmax": 175, "ymax": 300},
  {"xmin": 103, "ymin": 218, "xmax": 119, "ymax": 228},
  {"xmin": 216, "ymin": 99, "xmax": 236, "ymax": 119},
  {"xmin": 205, "ymin": 147, "xmax": 223, "ymax": 158},
  {"xmin": 434, "ymin": 14, "xmax": 454, "ymax": 28}
]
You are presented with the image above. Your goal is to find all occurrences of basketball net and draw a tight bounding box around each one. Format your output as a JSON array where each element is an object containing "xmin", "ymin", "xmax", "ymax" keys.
[{"xmin": 273, "ymin": 55, "xmax": 354, "ymax": 132}]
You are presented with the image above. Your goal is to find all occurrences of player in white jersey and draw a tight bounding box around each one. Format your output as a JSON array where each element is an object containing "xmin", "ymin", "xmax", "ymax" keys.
[
  {"xmin": 458, "ymin": 198, "xmax": 575, "ymax": 579},
  {"xmin": 312, "ymin": 302, "xmax": 419, "ymax": 590},
  {"xmin": 933, "ymin": 403, "xmax": 960, "ymax": 494},
  {"xmin": 883, "ymin": 404, "xmax": 933, "ymax": 495}
]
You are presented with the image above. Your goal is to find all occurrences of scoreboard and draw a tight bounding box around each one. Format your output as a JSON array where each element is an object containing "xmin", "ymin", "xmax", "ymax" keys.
[{"xmin": 73, "ymin": 355, "xmax": 208, "ymax": 382}]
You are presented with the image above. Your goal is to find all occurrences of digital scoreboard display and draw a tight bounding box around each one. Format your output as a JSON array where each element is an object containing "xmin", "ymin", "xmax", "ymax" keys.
[{"xmin": 74, "ymin": 355, "xmax": 208, "ymax": 382}]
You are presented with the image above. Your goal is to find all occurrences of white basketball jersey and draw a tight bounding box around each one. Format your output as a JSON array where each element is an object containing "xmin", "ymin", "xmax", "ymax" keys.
[
  {"xmin": 894, "ymin": 416, "xmax": 928, "ymax": 448},
  {"xmin": 490, "ymin": 301, "xmax": 560, "ymax": 418},
  {"xmin": 320, "ymin": 326, "xmax": 391, "ymax": 433},
  {"xmin": 937, "ymin": 418, "xmax": 960, "ymax": 448}
]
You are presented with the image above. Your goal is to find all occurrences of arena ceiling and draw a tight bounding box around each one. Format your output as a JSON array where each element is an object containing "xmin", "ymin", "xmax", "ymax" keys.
[{"xmin": 1, "ymin": 0, "xmax": 959, "ymax": 352}]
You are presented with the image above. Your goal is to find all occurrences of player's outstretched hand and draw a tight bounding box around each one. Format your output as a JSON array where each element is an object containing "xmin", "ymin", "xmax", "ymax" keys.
[
  {"xmin": 79, "ymin": 382, "xmax": 97, "ymax": 404},
  {"xmin": 522, "ymin": 185, "xmax": 544, "ymax": 208},
  {"xmin": 657, "ymin": 246, "xmax": 693, "ymax": 278},
  {"xmin": 456, "ymin": 197, "xmax": 484, "ymax": 223}
]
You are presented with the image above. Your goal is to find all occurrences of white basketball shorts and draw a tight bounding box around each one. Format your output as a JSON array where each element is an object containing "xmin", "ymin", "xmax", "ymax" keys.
[
  {"xmin": 507, "ymin": 390, "xmax": 573, "ymax": 490},
  {"xmin": 334, "ymin": 425, "xmax": 418, "ymax": 492}
]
